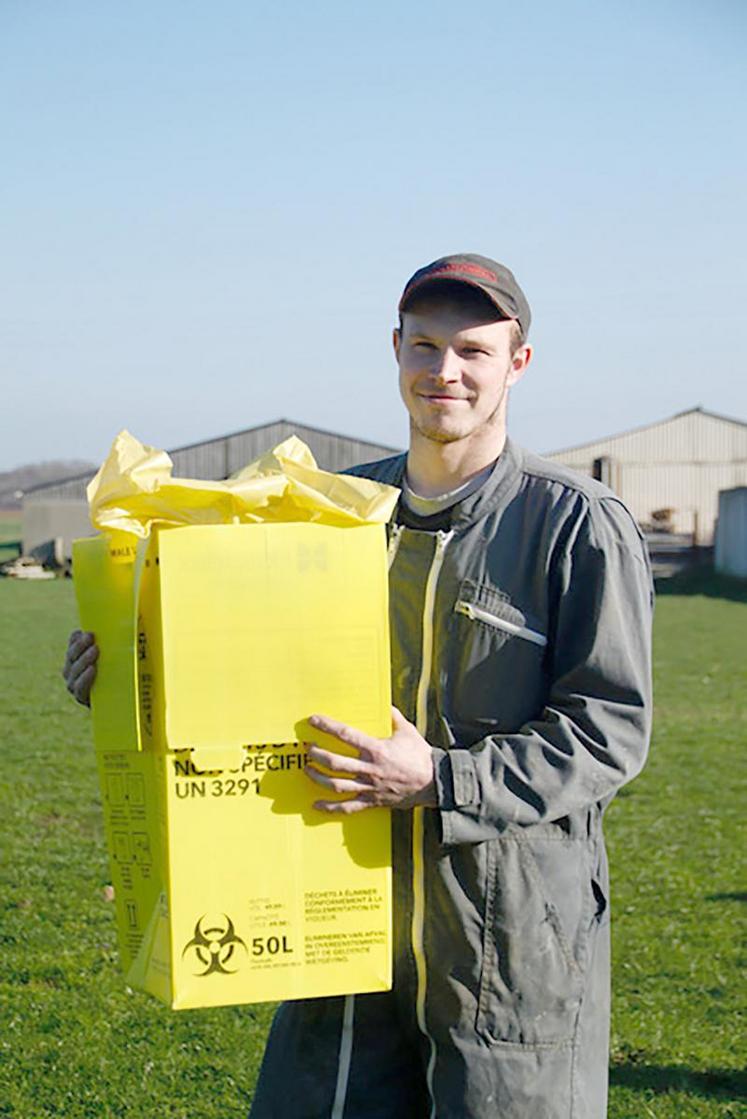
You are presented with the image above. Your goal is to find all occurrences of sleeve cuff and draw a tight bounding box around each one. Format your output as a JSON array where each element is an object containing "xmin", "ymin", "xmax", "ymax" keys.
[
  {"xmin": 432, "ymin": 746, "xmax": 510, "ymax": 846},
  {"xmin": 433, "ymin": 746, "xmax": 478, "ymax": 807}
]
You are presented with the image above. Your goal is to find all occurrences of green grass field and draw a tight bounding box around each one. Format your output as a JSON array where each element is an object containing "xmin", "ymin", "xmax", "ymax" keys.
[{"xmin": 1, "ymin": 575, "xmax": 745, "ymax": 1118}]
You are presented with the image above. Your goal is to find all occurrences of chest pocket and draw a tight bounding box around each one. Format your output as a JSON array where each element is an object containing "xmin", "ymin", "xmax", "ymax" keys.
[{"xmin": 442, "ymin": 580, "xmax": 548, "ymax": 738}]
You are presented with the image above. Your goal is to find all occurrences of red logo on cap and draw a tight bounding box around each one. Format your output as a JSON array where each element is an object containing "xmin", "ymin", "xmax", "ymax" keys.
[{"xmin": 422, "ymin": 262, "xmax": 497, "ymax": 283}]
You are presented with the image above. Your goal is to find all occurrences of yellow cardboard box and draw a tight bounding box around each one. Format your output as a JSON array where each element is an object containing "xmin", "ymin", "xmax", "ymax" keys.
[{"xmin": 73, "ymin": 433, "xmax": 399, "ymax": 1010}]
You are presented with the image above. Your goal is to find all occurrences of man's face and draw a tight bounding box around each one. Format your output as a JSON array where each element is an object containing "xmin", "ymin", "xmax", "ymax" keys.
[{"xmin": 394, "ymin": 293, "xmax": 531, "ymax": 448}]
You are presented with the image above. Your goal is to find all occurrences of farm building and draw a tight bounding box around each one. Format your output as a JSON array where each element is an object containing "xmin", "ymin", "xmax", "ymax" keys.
[
  {"xmin": 545, "ymin": 406, "xmax": 747, "ymax": 545},
  {"xmin": 21, "ymin": 419, "xmax": 401, "ymax": 560},
  {"xmin": 21, "ymin": 407, "xmax": 747, "ymax": 562}
]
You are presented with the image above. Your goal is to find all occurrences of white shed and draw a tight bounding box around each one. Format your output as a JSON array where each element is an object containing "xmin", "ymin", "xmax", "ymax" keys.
[
  {"xmin": 545, "ymin": 407, "xmax": 747, "ymax": 544},
  {"xmin": 715, "ymin": 487, "xmax": 747, "ymax": 578}
]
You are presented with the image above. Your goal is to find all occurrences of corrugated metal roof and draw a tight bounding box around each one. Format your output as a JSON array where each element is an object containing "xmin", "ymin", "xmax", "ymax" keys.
[
  {"xmin": 546, "ymin": 406, "xmax": 747, "ymax": 460},
  {"xmin": 23, "ymin": 419, "xmax": 402, "ymax": 502},
  {"xmin": 545, "ymin": 407, "xmax": 747, "ymax": 465}
]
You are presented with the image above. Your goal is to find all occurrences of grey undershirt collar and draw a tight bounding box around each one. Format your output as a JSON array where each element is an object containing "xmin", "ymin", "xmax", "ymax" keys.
[{"xmin": 402, "ymin": 461, "xmax": 496, "ymax": 517}]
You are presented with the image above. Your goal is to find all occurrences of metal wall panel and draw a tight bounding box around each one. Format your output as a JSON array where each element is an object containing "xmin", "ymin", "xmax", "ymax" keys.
[
  {"xmin": 715, "ymin": 487, "xmax": 747, "ymax": 577},
  {"xmin": 22, "ymin": 500, "xmax": 94, "ymax": 559},
  {"xmin": 618, "ymin": 462, "xmax": 747, "ymax": 541},
  {"xmin": 545, "ymin": 408, "xmax": 747, "ymax": 543}
]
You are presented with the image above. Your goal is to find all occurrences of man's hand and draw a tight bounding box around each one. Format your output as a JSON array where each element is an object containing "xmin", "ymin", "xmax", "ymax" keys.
[
  {"xmin": 304, "ymin": 707, "xmax": 436, "ymax": 814},
  {"xmin": 62, "ymin": 630, "xmax": 99, "ymax": 707}
]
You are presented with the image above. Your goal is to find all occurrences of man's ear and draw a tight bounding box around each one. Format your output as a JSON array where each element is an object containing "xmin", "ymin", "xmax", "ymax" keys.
[
  {"xmin": 508, "ymin": 343, "xmax": 533, "ymax": 388},
  {"xmin": 392, "ymin": 327, "xmax": 401, "ymax": 360}
]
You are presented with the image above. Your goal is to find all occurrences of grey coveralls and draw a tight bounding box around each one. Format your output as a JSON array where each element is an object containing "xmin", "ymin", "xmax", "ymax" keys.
[{"xmin": 250, "ymin": 439, "xmax": 653, "ymax": 1119}]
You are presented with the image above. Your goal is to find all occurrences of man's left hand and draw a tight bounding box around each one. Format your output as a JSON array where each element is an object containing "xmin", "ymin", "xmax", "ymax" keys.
[{"xmin": 305, "ymin": 707, "xmax": 436, "ymax": 814}]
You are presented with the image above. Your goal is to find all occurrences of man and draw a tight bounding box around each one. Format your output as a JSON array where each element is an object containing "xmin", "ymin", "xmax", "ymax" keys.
[{"xmin": 64, "ymin": 254, "xmax": 653, "ymax": 1119}]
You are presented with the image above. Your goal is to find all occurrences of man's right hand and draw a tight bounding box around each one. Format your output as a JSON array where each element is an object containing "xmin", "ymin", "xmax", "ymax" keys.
[{"xmin": 63, "ymin": 630, "xmax": 99, "ymax": 707}]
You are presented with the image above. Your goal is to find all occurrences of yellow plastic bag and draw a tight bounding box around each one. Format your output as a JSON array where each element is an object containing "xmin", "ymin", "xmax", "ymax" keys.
[
  {"xmin": 88, "ymin": 428, "xmax": 397, "ymax": 535},
  {"xmin": 74, "ymin": 431, "xmax": 399, "ymax": 1010}
]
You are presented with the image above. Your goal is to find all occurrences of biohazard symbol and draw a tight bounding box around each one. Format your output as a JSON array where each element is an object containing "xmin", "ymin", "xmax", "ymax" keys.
[{"xmin": 182, "ymin": 914, "xmax": 247, "ymax": 976}]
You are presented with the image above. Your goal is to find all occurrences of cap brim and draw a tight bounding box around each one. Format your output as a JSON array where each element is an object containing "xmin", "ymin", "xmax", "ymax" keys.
[{"xmin": 399, "ymin": 275, "xmax": 515, "ymax": 321}]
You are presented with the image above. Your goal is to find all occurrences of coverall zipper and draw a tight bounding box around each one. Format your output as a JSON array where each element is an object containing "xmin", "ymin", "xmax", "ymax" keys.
[{"xmin": 412, "ymin": 528, "xmax": 453, "ymax": 1118}]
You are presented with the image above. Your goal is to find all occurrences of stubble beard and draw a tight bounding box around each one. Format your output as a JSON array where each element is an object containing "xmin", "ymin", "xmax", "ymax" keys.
[{"xmin": 409, "ymin": 384, "xmax": 509, "ymax": 447}]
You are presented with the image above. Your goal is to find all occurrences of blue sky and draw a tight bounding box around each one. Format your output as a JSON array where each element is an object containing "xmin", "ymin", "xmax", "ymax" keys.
[{"xmin": 1, "ymin": 0, "xmax": 745, "ymax": 470}]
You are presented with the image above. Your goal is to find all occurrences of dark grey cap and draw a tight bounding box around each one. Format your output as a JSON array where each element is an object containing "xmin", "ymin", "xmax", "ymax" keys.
[{"xmin": 399, "ymin": 252, "xmax": 531, "ymax": 338}]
